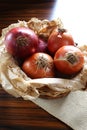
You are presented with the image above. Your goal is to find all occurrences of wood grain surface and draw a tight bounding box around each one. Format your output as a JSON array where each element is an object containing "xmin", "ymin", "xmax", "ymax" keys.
[{"xmin": 0, "ymin": 1, "xmax": 73, "ymax": 130}]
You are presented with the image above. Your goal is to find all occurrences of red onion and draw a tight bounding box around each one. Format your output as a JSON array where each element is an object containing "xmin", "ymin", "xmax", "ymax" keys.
[
  {"xmin": 4, "ymin": 27, "xmax": 39, "ymax": 59},
  {"xmin": 36, "ymin": 38, "xmax": 47, "ymax": 53}
]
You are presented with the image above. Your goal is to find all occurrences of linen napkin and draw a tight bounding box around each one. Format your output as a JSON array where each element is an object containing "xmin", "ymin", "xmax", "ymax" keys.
[{"xmin": 33, "ymin": 91, "xmax": 87, "ymax": 130}]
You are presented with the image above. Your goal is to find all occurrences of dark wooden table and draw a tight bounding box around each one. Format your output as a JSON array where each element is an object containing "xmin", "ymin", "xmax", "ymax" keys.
[{"xmin": 0, "ymin": 1, "xmax": 73, "ymax": 130}]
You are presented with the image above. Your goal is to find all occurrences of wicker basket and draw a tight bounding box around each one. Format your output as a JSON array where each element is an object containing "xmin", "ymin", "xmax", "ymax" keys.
[{"xmin": 0, "ymin": 18, "xmax": 86, "ymax": 100}]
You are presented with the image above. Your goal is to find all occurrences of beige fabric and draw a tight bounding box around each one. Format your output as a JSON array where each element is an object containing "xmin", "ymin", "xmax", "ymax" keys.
[{"xmin": 33, "ymin": 91, "xmax": 87, "ymax": 130}]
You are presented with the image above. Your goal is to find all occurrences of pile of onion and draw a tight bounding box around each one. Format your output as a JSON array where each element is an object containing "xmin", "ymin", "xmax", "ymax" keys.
[{"xmin": 4, "ymin": 26, "xmax": 84, "ymax": 79}]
